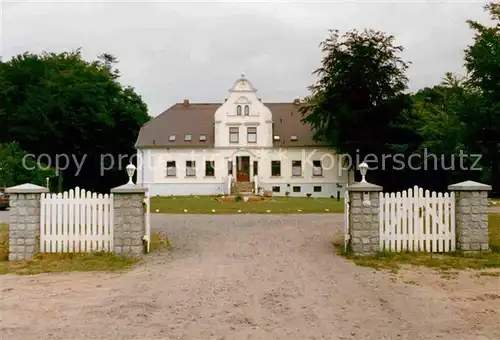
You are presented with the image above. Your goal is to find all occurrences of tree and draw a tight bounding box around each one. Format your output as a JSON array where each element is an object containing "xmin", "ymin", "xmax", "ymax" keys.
[
  {"xmin": 463, "ymin": 2, "xmax": 500, "ymax": 193},
  {"xmin": 300, "ymin": 29, "xmax": 412, "ymax": 186},
  {"xmin": 0, "ymin": 142, "xmax": 56, "ymax": 188},
  {"xmin": 0, "ymin": 50, "xmax": 150, "ymax": 192}
]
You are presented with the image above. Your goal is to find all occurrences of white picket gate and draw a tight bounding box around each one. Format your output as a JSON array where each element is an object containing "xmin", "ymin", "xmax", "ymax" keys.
[
  {"xmin": 144, "ymin": 184, "xmax": 151, "ymax": 253},
  {"xmin": 40, "ymin": 188, "xmax": 114, "ymax": 253},
  {"xmin": 344, "ymin": 190, "xmax": 350, "ymax": 250},
  {"xmin": 379, "ymin": 186, "xmax": 455, "ymax": 252}
]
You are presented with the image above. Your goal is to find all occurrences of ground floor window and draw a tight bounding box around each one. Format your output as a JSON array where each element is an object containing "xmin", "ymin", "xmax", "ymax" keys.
[
  {"xmin": 228, "ymin": 161, "xmax": 233, "ymax": 175},
  {"xmin": 205, "ymin": 161, "xmax": 215, "ymax": 177},
  {"xmin": 272, "ymin": 186, "xmax": 280, "ymax": 193},
  {"xmin": 166, "ymin": 161, "xmax": 176, "ymax": 177},
  {"xmin": 271, "ymin": 161, "xmax": 281, "ymax": 176},
  {"xmin": 253, "ymin": 161, "xmax": 258, "ymax": 176},
  {"xmin": 314, "ymin": 185, "xmax": 322, "ymax": 192},
  {"xmin": 293, "ymin": 186, "xmax": 301, "ymax": 193},
  {"xmin": 186, "ymin": 161, "xmax": 196, "ymax": 177}
]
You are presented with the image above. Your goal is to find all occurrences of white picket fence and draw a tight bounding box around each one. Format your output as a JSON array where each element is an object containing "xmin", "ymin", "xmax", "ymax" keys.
[
  {"xmin": 40, "ymin": 188, "xmax": 114, "ymax": 253},
  {"xmin": 379, "ymin": 186, "xmax": 455, "ymax": 252}
]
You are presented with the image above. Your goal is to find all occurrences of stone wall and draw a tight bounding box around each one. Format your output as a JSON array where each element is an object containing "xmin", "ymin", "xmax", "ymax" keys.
[
  {"xmin": 112, "ymin": 193, "xmax": 145, "ymax": 257},
  {"xmin": 8, "ymin": 193, "xmax": 43, "ymax": 260},
  {"xmin": 454, "ymin": 190, "xmax": 489, "ymax": 251}
]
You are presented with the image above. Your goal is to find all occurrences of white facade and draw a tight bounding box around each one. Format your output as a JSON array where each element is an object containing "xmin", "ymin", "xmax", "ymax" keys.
[{"xmin": 136, "ymin": 76, "xmax": 351, "ymax": 197}]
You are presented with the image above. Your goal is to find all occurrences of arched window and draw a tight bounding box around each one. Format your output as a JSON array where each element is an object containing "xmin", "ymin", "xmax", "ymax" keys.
[
  {"xmin": 244, "ymin": 105, "xmax": 249, "ymax": 115},
  {"xmin": 237, "ymin": 105, "xmax": 242, "ymax": 115}
]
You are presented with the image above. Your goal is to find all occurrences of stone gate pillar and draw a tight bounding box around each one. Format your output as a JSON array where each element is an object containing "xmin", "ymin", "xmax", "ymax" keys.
[
  {"xmin": 346, "ymin": 182, "xmax": 383, "ymax": 255},
  {"xmin": 448, "ymin": 180, "xmax": 491, "ymax": 252},
  {"xmin": 111, "ymin": 183, "xmax": 147, "ymax": 257},
  {"xmin": 6, "ymin": 183, "xmax": 49, "ymax": 261}
]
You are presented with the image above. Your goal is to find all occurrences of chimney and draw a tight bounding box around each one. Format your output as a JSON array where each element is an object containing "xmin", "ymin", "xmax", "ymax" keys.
[
  {"xmin": 183, "ymin": 99, "xmax": 190, "ymax": 106},
  {"xmin": 293, "ymin": 98, "xmax": 300, "ymax": 106}
]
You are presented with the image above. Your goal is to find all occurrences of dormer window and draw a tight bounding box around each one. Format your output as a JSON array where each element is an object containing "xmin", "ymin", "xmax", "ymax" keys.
[
  {"xmin": 274, "ymin": 136, "xmax": 280, "ymax": 141},
  {"xmin": 169, "ymin": 135, "xmax": 176, "ymax": 142},
  {"xmin": 237, "ymin": 105, "xmax": 242, "ymax": 115},
  {"xmin": 200, "ymin": 134, "xmax": 207, "ymax": 142},
  {"xmin": 184, "ymin": 134, "xmax": 192, "ymax": 141},
  {"xmin": 290, "ymin": 135, "xmax": 298, "ymax": 141},
  {"xmin": 244, "ymin": 105, "xmax": 249, "ymax": 115}
]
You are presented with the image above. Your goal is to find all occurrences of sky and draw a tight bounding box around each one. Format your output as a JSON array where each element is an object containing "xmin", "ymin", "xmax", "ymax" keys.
[{"xmin": 0, "ymin": 0, "xmax": 492, "ymax": 116}]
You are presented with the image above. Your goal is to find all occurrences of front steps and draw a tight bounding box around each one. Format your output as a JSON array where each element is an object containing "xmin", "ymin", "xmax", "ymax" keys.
[{"xmin": 232, "ymin": 181, "xmax": 255, "ymax": 195}]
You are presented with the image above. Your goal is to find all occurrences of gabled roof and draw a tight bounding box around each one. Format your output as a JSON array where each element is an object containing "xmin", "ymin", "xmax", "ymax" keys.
[{"xmin": 135, "ymin": 102, "xmax": 326, "ymax": 148}]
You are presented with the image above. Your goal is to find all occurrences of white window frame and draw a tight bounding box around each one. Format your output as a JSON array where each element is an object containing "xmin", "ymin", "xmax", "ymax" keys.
[
  {"xmin": 247, "ymin": 127, "xmax": 257, "ymax": 143},
  {"xmin": 186, "ymin": 161, "xmax": 196, "ymax": 177},
  {"xmin": 166, "ymin": 161, "xmax": 176, "ymax": 177},
  {"xmin": 184, "ymin": 134, "xmax": 192, "ymax": 141},
  {"xmin": 313, "ymin": 160, "xmax": 323, "ymax": 176},
  {"xmin": 236, "ymin": 105, "xmax": 242, "ymax": 115},
  {"xmin": 229, "ymin": 127, "xmax": 239, "ymax": 143},
  {"xmin": 292, "ymin": 160, "xmax": 302, "ymax": 177},
  {"xmin": 271, "ymin": 160, "xmax": 281, "ymax": 177},
  {"xmin": 205, "ymin": 161, "xmax": 215, "ymax": 177},
  {"xmin": 169, "ymin": 135, "xmax": 176, "ymax": 142},
  {"xmin": 199, "ymin": 134, "xmax": 207, "ymax": 141}
]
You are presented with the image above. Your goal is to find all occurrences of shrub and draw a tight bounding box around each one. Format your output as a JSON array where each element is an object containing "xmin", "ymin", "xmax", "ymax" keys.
[
  {"xmin": 235, "ymin": 194, "xmax": 243, "ymax": 202},
  {"xmin": 306, "ymin": 193, "xmax": 312, "ymax": 198}
]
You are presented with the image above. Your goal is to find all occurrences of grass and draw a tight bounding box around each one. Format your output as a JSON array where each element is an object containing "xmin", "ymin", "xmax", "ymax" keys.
[
  {"xmin": 335, "ymin": 214, "xmax": 500, "ymax": 272},
  {"xmin": 0, "ymin": 223, "xmax": 171, "ymax": 275},
  {"xmin": 150, "ymin": 195, "xmax": 344, "ymax": 214}
]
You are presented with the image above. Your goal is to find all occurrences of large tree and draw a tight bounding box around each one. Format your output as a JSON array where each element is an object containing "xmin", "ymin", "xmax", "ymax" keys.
[
  {"xmin": 301, "ymin": 29, "xmax": 412, "ymax": 185},
  {"xmin": 0, "ymin": 50, "xmax": 150, "ymax": 192},
  {"xmin": 0, "ymin": 142, "xmax": 56, "ymax": 188},
  {"xmin": 463, "ymin": 2, "xmax": 500, "ymax": 193}
]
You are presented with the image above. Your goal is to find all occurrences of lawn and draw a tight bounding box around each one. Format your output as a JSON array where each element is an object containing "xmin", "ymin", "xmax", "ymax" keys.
[
  {"xmin": 336, "ymin": 214, "xmax": 500, "ymax": 274},
  {"xmin": 0, "ymin": 223, "xmax": 170, "ymax": 275},
  {"xmin": 150, "ymin": 195, "xmax": 344, "ymax": 214}
]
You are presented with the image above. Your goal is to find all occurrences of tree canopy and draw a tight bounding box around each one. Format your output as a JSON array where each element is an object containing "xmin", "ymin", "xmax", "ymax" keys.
[
  {"xmin": 0, "ymin": 142, "xmax": 56, "ymax": 188},
  {"xmin": 302, "ymin": 2, "xmax": 500, "ymax": 192},
  {"xmin": 0, "ymin": 50, "xmax": 150, "ymax": 192}
]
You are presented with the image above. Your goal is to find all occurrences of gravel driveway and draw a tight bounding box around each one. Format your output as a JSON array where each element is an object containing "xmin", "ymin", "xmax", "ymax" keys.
[{"xmin": 1, "ymin": 214, "xmax": 499, "ymax": 340}]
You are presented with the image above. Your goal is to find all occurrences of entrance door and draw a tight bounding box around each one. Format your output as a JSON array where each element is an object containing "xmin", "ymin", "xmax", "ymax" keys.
[{"xmin": 236, "ymin": 156, "xmax": 250, "ymax": 182}]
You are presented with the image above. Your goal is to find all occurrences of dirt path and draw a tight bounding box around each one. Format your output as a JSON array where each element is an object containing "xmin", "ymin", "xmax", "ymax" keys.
[{"xmin": 1, "ymin": 214, "xmax": 499, "ymax": 339}]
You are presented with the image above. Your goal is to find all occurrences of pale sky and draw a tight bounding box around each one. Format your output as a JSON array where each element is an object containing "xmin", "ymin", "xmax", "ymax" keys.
[{"xmin": 1, "ymin": 0, "xmax": 492, "ymax": 116}]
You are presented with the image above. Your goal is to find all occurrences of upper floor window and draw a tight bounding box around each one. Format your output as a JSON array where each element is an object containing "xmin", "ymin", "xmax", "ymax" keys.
[
  {"xmin": 169, "ymin": 135, "xmax": 176, "ymax": 142},
  {"xmin": 247, "ymin": 127, "xmax": 257, "ymax": 143},
  {"xmin": 292, "ymin": 160, "xmax": 302, "ymax": 176},
  {"xmin": 290, "ymin": 135, "xmax": 298, "ymax": 141},
  {"xmin": 271, "ymin": 161, "xmax": 281, "ymax": 177},
  {"xmin": 186, "ymin": 161, "xmax": 196, "ymax": 177},
  {"xmin": 313, "ymin": 160, "xmax": 323, "ymax": 176},
  {"xmin": 199, "ymin": 134, "xmax": 207, "ymax": 142},
  {"xmin": 166, "ymin": 161, "xmax": 176, "ymax": 177},
  {"xmin": 184, "ymin": 134, "xmax": 192, "ymax": 141},
  {"xmin": 205, "ymin": 161, "xmax": 215, "ymax": 177},
  {"xmin": 244, "ymin": 105, "xmax": 249, "ymax": 115},
  {"xmin": 236, "ymin": 105, "xmax": 242, "ymax": 115},
  {"xmin": 229, "ymin": 127, "xmax": 239, "ymax": 143}
]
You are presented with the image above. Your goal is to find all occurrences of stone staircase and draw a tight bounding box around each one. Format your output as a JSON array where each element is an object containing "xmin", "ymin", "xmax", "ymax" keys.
[{"xmin": 232, "ymin": 181, "xmax": 254, "ymax": 195}]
